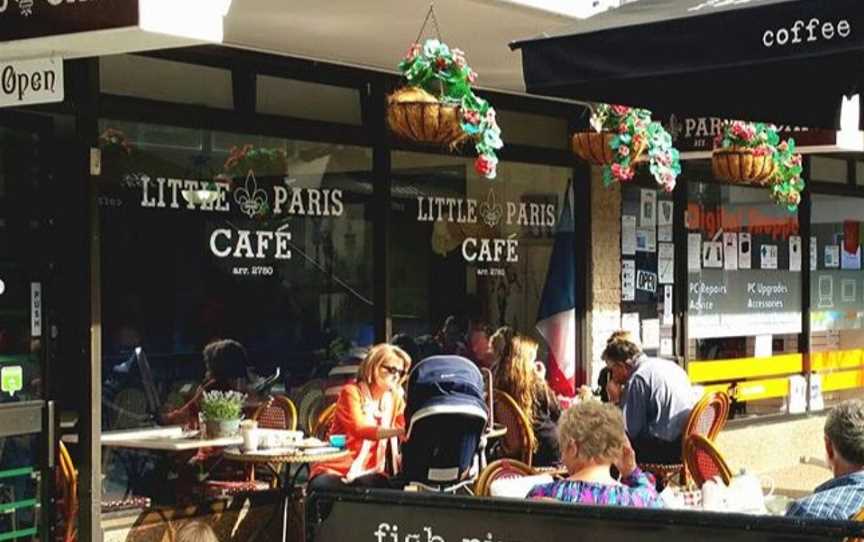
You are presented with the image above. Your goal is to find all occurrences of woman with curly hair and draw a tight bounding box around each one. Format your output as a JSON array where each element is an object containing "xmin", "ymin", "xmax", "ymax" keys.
[{"xmin": 494, "ymin": 335, "xmax": 561, "ymax": 466}]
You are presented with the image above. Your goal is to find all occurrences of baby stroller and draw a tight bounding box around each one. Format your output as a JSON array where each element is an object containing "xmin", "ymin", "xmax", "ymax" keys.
[{"xmin": 401, "ymin": 355, "xmax": 489, "ymax": 493}]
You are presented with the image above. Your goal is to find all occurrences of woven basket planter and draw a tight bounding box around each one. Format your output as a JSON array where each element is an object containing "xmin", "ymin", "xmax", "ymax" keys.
[
  {"xmin": 712, "ymin": 147, "xmax": 777, "ymax": 184},
  {"xmin": 572, "ymin": 131, "xmax": 646, "ymax": 166},
  {"xmin": 387, "ymin": 87, "xmax": 466, "ymax": 147}
]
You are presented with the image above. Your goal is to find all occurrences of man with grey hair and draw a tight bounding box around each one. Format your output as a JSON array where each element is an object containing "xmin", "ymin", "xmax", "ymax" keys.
[{"xmin": 786, "ymin": 399, "xmax": 864, "ymax": 520}]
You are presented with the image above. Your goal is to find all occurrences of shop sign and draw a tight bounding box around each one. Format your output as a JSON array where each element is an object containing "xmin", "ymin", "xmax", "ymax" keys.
[
  {"xmin": 664, "ymin": 114, "xmax": 836, "ymax": 152},
  {"xmin": 417, "ymin": 189, "xmax": 556, "ymax": 268},
  {"xmin": 0, "ymin": 365, "xmax": 22, "ymax": 397},
  {"xmin": 688, "ymin": 269, "xmax": 802, "ymax": 338},
  {"xmin": 0, "ymin": 57, "xmax": 62, "ymax": 107},
  {"xmin": 137, "ymin": 171, "xmax": 343, "ymax": 272},
  {"xmin": 0, "ymin": 0, "xmax": 138, "ymax": 42}
]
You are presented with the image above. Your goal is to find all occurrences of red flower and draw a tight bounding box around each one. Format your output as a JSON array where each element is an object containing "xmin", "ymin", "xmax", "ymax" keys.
[
  {"xmin": 618, "ymin": 145, "xmax": 630, "ymax": 157},
  {"xmin": 611, "ymin": 105, "xmax": 631, "ymax": 116},
  {"xmin": 474, "ymin": 155, "xmax": 496, "ymax": 177},
  {"xmin": 753, "ymin": 146, "xmax": 771, "ymax": 157},
  {"xmin": 462, "ymin": 109, "xmax": 481, "ymax": 125},
  {"xmin": 618, "ymin": 123, "xmax": 629, "ymax": 134},
  {"xmin": 404, "ymin": 43, "xmax": 421, "ymax": 61},
  {"xmin": 611, "ymin": 163, "xmax": 634, "ymax": 181},
  {"xmin": 435, "ymin": 57, "xmax": 448, "ymax": 70},
  {"xmin": 468, "ymin": 70, "xmax": 478, "ymax": 83}
]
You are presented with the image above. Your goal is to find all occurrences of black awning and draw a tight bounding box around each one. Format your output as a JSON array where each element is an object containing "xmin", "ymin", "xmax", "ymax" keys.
[{"xmin": 511, "ymin": 0, "xmax": 864, "ymax": 129}]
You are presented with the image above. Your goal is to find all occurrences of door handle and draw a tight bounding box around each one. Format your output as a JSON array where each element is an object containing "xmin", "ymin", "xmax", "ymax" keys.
[{"xmin": 46, "ymin": 400, "xmax": 55, "ymax": 469}]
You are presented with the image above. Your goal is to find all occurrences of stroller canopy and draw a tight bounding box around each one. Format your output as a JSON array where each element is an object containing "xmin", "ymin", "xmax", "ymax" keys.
[{"xmin": 406, "ymin": 355, "xmax": 488, "ymax": 432}]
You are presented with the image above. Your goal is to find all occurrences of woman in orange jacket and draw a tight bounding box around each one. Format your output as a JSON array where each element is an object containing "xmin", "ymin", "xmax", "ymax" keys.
[{"xmin": 309, "ymin": 343, "xmax": 412, "ymax": 490}]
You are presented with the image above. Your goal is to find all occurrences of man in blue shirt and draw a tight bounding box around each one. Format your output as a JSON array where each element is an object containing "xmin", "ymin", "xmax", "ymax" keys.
[
  {"xmin": 787, "ymin": 400, "xmax": 864, "ymax": 520},
  {"xmin": 603, "ymin": 335, "xmax": 698, "ymax": 464}
]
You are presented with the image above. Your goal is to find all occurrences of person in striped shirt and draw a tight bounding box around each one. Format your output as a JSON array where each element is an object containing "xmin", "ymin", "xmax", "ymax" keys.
[{"xmin": 787, "ymin": 400, "xmax": 864, "ymax": 520}]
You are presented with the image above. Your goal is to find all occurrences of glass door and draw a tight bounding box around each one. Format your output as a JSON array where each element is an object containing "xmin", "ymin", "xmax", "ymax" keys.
[{"xmin": 0, "ymin": 115, "xmax": 55, "ymax": 541}]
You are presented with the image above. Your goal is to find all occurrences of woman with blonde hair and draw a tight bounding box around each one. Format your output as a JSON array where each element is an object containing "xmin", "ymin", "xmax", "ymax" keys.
[
  {"xmin": 527, "ymin": 401, "xmax": 662, "ymax": 508},
  {"xmin": 494, "ymin": 335, "xmax": 561, "ymax": 466},
  {"xmin": 176, "ymin": 521, "xmax": 219, "ymax": 542},
  {"xmin": 309, "ymin": 343, "xmax": 412, "ymax": 490}
]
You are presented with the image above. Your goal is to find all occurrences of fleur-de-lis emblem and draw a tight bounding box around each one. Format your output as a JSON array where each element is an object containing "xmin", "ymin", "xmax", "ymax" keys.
[
  {"xmin": 233, "ymin": 170, "xmax": 268, "ymax": 218},
  {"xmin": 479, "ymin": 188, "xmax": 503, "ymax": 228}
]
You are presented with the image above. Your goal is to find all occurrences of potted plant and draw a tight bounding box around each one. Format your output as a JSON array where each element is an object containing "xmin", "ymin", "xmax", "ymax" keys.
[
  {"xmin": 389, "ymin": 39, "xmax": 503, "ymax": 179},
  {"xmin": 222, "ymin": 144, "xmax": 288, "ymax": 181},
  {"xmin": 200, "ymin": 390, "xmax": 246, "ymax": 438},
  {"xmin": 575, "ymin": 104, "xmax": 680, "ymax": 191},
  {"xmin": 711, "ymin": 121, "xmax": 778, "ymax": 185},
  {"xmin": 712, "ymin": 121, "xmax": 805, "ymax": 210}
]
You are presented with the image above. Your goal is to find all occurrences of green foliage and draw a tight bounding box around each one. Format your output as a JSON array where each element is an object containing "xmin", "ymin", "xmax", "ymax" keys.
[{"xmin": 200, "ymin": 390, "xmax": 246, "ymax": 421}]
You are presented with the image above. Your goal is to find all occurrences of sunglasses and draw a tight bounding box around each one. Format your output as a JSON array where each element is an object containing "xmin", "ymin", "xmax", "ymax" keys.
[{"xmin": 381, "ymin": 365, "xmax": 407, "ymax": 378}]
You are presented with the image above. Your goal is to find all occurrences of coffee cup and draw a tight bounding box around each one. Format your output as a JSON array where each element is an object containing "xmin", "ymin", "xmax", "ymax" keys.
[
  {"xmin": 240, "ymin": 421, "xmax": 260, "ymax": 452},
  {"xmin": 329, "ymin": 434, "xmax": 347, "ymax": 449}
]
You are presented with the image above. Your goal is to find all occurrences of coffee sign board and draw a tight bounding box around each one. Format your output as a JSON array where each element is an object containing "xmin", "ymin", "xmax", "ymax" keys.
[
  {"xmin": 0, "ymin": 57, "xmax": 62, "ymax": 107},
  {"xmin": 0, "ymin": 0, "xmax": 138, "ymax": 42}
]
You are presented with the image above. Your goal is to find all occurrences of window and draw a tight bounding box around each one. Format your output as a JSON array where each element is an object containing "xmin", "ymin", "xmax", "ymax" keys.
[
  {"xmin": 256, "ymin": 75, "xmax": 362, "ymax": 125},
  {"xmin": 810, "ymin": 155, "xmax": 848, "ymax": 185},
  {"xmin": 686, "ymin": 175, "xmax": 802, "ymax": 418},
  {"xmin": 810, "ymin": 193, "xmax": 864, "ymax": 410},
  {"xmin": 389, "ymin": 151, "xmax": 571, "ymax": 366},
  {"xmin": 96, "ymin": 120, "xmax": 373, "ymax": 504}
]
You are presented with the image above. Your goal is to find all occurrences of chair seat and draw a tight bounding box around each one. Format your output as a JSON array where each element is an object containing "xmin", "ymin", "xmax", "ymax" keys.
[
  {"xmin": 201, "ymin": 479, "xmax": 271, "ymax": 498},
  {"xmin": 100, "ymin": 496, "xmax": 152, "ymax": 513}
]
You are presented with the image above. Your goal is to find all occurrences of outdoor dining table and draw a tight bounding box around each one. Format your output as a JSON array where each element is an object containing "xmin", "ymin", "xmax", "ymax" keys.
[
  {"xmin": 99, "ymin": 425, "xmax": 243, "ymax": 451},
  {"xmin": 223, "ymin": 446, "xmax": 350, "ymax": 542}
]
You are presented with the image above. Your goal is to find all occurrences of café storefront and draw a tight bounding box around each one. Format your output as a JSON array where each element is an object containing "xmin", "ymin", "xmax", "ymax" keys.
[{"xmin": 1, "ymin": 1, "xmax": 864, "ymax": 541}]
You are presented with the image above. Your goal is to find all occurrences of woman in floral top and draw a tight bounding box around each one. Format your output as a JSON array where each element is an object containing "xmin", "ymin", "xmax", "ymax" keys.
[{"xmin": 527, "ymin": 401, "xmax": 662, "ymax": 508}]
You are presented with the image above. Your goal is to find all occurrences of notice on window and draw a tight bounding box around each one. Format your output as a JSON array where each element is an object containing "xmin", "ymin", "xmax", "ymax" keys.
[
  {"xmin": 842, "ymin": 246, "xmax": 861, "ymax": 270},
  {"xmin": 660, "ymin": 337, "xmax": 674, "ymax": 357},
  {"xmin": 810, "ymin": 237, "xmax": 818, "ymax": 271},
  {"xmin": 703, "ymin": 241, "xmax": 723, "ymax": 268},
  {"xmin": 640, "ymin": 190, "xmax": 657, "ymax": 228},
  {"xmin": 622, "ymin": 215, "xmax": 637, "ymax": 256},
  {"xmin": 622, "ymin": 260, "xmax": 636, "ymax": 302},
  {"xmin": 754, "ymin": 334, "xmax": 772, "ymax": 357},
  {"xmin": 738, "ymin": 232, "xmax": 752, "ymax": 270},
  {"xmin": 642, "ymin": 318, "xmax": 660, "ymax": 349},
  {"xmin": 688, "ymin": 233, "xmax": 702, "ymax": 271},
  {"xmin": 636, "ymin": 228, "xmax": 656, "ymax": 253},
  {"xmin": 636, "ymin": 270, "xmax": 657, "ymax": 294},
  {"xmin": 760, "ymin": 244, "xmax": 778, "ymax": 269},
  {"xmin": 723, "ymin": 233, "xmax": 738, "ymax": 271},
  {"xmin": 622, "ymin": 313, "xmax": 640, "ymax": 343},
  {"xmin": 826, "ymin": 245, "xmax": 840, "ymax": 268},
  {"xmin": 789, "ymin": 236, "xmax": 802, "ymax": 272},
  {"xmin": 658, "ymin": 201, "xmax": 673, "ymax": 226},
  {"xmin": 658, "ymin": 225, "xmax": 673, "ymax": 242},
  {"xmin": 658, "ymin": 243, "xmax": 674, "ymax": 284},
  {"xmin": 663, "ymin": 284, "xmax": 673, "ymax": 326}
]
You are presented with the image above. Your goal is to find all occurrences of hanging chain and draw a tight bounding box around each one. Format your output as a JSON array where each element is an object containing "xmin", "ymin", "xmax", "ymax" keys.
[{"xmin": 413, "ymin": 2, "xmax": 444, "ymax": 45}]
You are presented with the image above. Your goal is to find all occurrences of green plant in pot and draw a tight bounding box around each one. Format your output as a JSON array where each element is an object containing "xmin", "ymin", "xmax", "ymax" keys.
[{"xmin": 200, "ymin": 390, "xmax": 246, "ymax": 438}]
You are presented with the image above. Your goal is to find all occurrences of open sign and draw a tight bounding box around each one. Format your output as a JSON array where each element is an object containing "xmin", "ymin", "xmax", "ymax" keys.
[{"xmin": 0, "ymin": 57, "xmax": 63, "ymax": 108}]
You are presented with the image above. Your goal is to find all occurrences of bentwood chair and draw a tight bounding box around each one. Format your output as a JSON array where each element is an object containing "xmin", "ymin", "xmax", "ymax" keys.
[
  {"xmin": 474, "ymin": 458, "xmax": 535, "ymax": 497},
  {"xmin": 683, "ymin": 434, "xmax": 733, "ymax": 487},
  {"xmin": 491, "ymin": 390, "xmax": 536, "ymax": 467},
  {"xmin": 846, "ymin": 507, "xmax": 864, "ymax": 542},
  {"xmin": 639, "ymin": 390, "xmax": 730, "ymax": 488},
  {"xmin": 57, "ymin": 441, "xmax": 153, "ymax": 541},
  {"xmin": 312, "ymin": 402, "xmax": 337, "ymax": 441},
  {"xmin": 252, "ymin": 395, "xmax": 298, "ymax": 431}
]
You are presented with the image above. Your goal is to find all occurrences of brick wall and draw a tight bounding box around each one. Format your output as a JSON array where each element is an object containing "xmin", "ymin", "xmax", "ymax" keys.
[{"xmin": 587, "ymin": 166, "xmax": 622, "ymax": 387}]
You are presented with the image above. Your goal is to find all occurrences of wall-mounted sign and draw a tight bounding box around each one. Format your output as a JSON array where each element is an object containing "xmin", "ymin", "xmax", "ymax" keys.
[
  {"xmin": 0, "ymin": 57, "xmax": 63, "ymax": 108},
  {"xmin": 0, "ymin": 365, "xmax": 22, "ymax": 397},
  {"xmin": 664, "ymin": 114, "xmax": 836, "ymax": 152},
  {"xmin": 30, "ymin": 282, "xmax": 41, "ymax": 337},
  {"xmin": 0, "ymin": 0, "xmax": 138, "ymax": 42}
]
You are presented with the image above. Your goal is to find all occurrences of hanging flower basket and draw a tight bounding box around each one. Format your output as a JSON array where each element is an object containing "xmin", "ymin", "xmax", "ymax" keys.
[
  {"xmin": 572, "ymin": 131, "xmax": 646, "ymax": 166},
  {"xmin": 712, "ymin": 146, "xmax": 777, "ymax": 185},
  {"xmin": 712, "ymin": 121, "xmax": 804, "ymax": 210},
  {"xmin": 576, "ymin": 104, "xmax": 680, "ymax": 191},
  {"xmin": 387, "ymin": 86, "xmax": 466, "ymax": 147},
  {"xmin": 389, "ymin": 36, "xmax": 503, "ymax": 179}
]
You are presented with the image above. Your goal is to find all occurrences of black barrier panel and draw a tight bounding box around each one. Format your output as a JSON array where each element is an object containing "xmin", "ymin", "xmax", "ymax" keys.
[{"xmin": 307, "ymin": 489, "xmax": 864, "ymax": 542}]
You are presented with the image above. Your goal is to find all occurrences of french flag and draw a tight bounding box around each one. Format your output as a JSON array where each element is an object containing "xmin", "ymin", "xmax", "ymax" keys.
[{"xmin": 536, "ymin": 180, "xmax": 579, "ymax": 397}]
